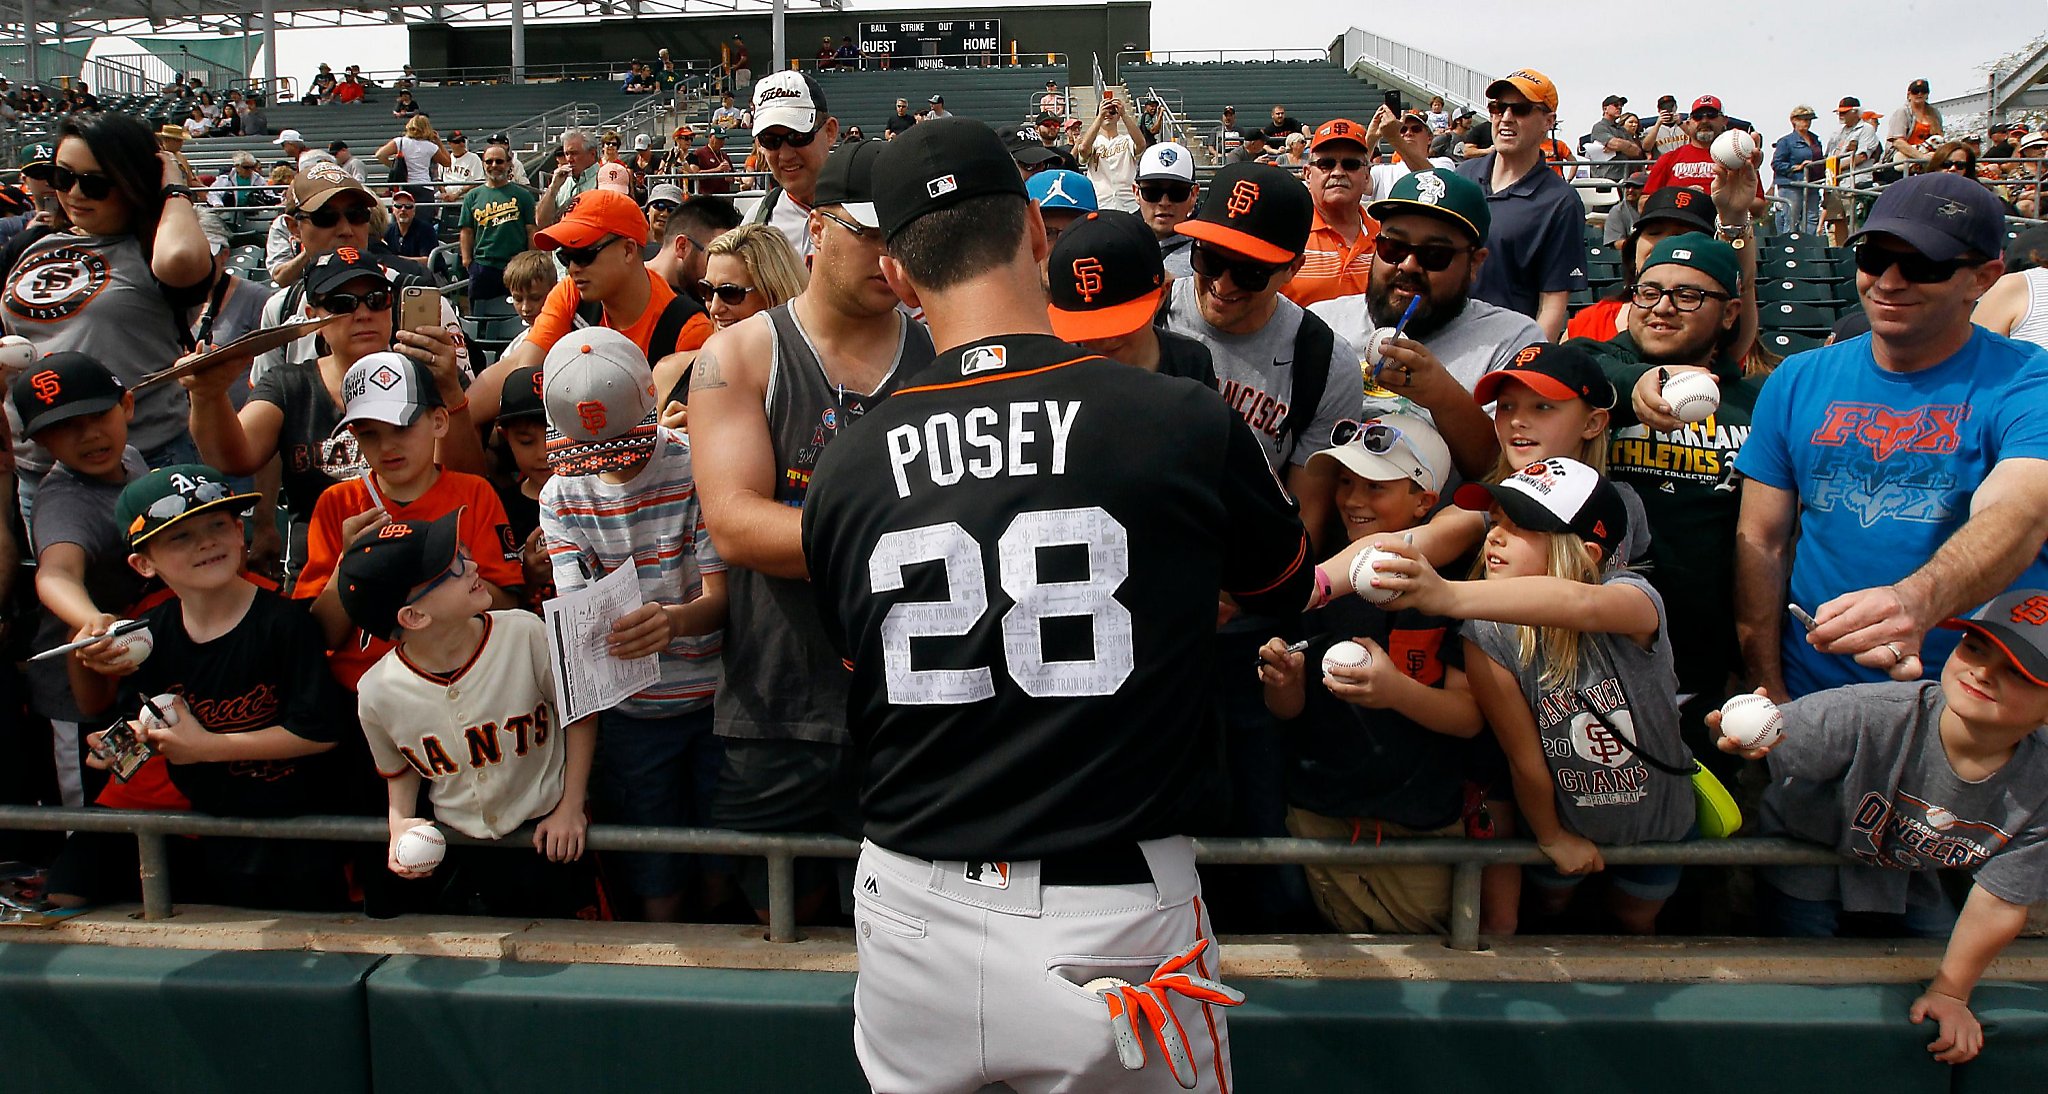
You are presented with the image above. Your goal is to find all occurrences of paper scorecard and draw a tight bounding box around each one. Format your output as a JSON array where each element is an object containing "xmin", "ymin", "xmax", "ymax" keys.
[{"xmin": 544, "ymin": 562, "xmax": 661, "ymax": 724}]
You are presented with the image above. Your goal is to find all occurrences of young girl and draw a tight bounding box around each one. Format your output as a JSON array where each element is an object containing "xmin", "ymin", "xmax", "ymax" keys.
[{"xmin": 1367, "ymin": 457, "xmax": 1695, "ymax": 934}]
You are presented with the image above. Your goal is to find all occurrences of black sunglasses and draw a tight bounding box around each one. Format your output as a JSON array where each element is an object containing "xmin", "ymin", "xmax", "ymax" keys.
[
  {"xmin": 316, "ymin": 289, "xmax": 393, "ymax": 314},
  {"xmin": 50, "ymin": 166, "xmax": 117, "ymax": 201},
  {"xmin": 1692, "ymin": 109, "xmax": 1724, "ymax": 121},
  {"xmin": 482, "ymin": 157, "xmax": 511, "ymax": 166},
  {"xmin": 647, "ymin": 200, "xmax": 679, "ymax": 212},
  {"xmin": 1137, "ymin": 182, "xmax": 1194, "ymax": 203},
  {"xmin": 696, "ymin": 280, "xmax": 758, "ymax": 306},
  {"xmin": 556, "ymin": 236, "xmax": 621, "ymax": 267},
  {"xmin": 1488, "ymin": 100, "xmax": 1542, "ymax": 118},
  {"xmin": 756, "ymin": 129, "xmax": 820, "ymax": 152},
  {"xmin": 21, "ymin": 164, "xmax": 54, "ymax": 183},
  {"xmin": 1376, "ymin": 236, "xmax": 1472, "ymax": 273},
  {"xmin": 298, "ymin": 204, "xmax": 374, "ymax": 228},
  {"xmin": 1310, "ymin": 157, "xmax": 1366, "ymax": 173},
  {"xmin": 1191, "ymin": 243, "xmax": 1287, "ymax": 293},
  {"xmin": 1853, "ymin": 242, "xmax": 1983, "ymax": 284}
]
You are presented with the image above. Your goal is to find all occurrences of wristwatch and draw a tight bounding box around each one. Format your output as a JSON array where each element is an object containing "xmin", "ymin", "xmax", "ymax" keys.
[
  {"xmin": 1715, "ymin": 216, "xmax": 1752, "ymax": 250},
  {"xmin": 160, "ymin": 184, "xmax": 194, "ymax": 203}
]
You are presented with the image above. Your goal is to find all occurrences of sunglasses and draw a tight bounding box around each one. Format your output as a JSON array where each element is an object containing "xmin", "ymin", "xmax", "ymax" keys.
[
  {"xmin": 316, "ymin": 289, "xmax": 393, "ymax": 314},
  {"xmin": 647, "ymin": 200, "xmax": 679, "ymax": 212},
  {"xmin": 1942, "ymin": 159, "xmax": 1971, "ymax": 171},
  {"xmin": 555, "ymin": 236, "xmax": 620, "ymax": 267},
  {"xmin": 1310, "ymin": 156, "xmax": 1367, "ymax": 173},
  {"xmin": 20, "ymin": 164, "xmax": 53, "ymax": 183},
  {"xmin": 756, "ymin": 129, "xmax": 820, "ymax": 152},
  {"xmin": 696, "ymin": 280, "xmax": 759, "ymax": 306},
  {"xmin": 1487, "ymin": 100, "xmax": 1542, "ymax": 118},
  {"xmin": 50, "ymin": 166, "xmax": 117, "ymax": 201},
  {"xmin": 1330, "ymin": 418, "xmax": 1405, "ymax": 451},
  {"xmin": 483, "ymin": 158, "xmax": 510, "ymax": 166},
  {"xmin": 1853, "ymin": 243, "xmax": 1982, "ymax": 284},
  {"xmin": 297, "ymin": 204, "xmax": 374, "ymax": 228},
  {"xmin": 1137, "ymin": 182, "xmax": 1194, "ymax": 203},
  {"xmin": 1191, "ymin": 243, "xmax": 1287, "ymax": 292},
  {"xmin": 406, "ymin": 550, "xmax": 475, "ymax": 605},
  {"xmin": 144, "ymin": 480, "xmax": 234, "ymax": 521},
  {"xmin": 817, "ymin": 206, "xmax": 880, "ymax": 240},
  {"xmin": 1692, "ymin": 109, "xmax": 1724, "ymax": 121},
  {"xmin": 1376, "ymin": 236, "xmax": 1472, "ymax": 273}
]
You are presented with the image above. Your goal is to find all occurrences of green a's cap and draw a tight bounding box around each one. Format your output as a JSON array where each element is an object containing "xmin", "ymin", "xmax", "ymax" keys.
[
  {"xmin": 1366, "ymin": 168, "xmax": 1490, "ymax": 245},
  {"xmin": 20, "ymin": 143, "xmax": 53, "ymax": 168},
  {"xmin": 1641, "ymin": 232, "xmax": 1741, "ymax": 296},
  {"xmin": 116, "ymin": 464, "xmax": 260, "ymax": 548}
]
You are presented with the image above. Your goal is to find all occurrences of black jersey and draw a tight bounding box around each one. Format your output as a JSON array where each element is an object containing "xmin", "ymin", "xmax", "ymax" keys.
[{"xmin": 801, "ymin": 333, "xmax": 1312, "ymax": 861}]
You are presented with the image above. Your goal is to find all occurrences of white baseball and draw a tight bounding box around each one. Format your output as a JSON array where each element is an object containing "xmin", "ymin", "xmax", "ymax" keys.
[
  {"xmin": 1710, "ymin": 128, "xmax": 1757, "ymax": 171},
  {"xmin": 138, "ymin": 691, "xmax": 179, "ymax": 731},
  {"xmin": 108, "ymin": 626, "xmax": 154, "ymax": 670},
  {"xmin": 1083, "ymin": 976, "xmax": 1132, "ymax": 993},
  {"xmin": 395, "ymin": 823, "xmax": 447, "ymax": 870},
  {"xmin": 1661, "ymin": 371, "xmax": 1722, "ymax": 424},
  {"xmin": 0, "ymin": 334, "xmax": 35, "ymax": 376},
  {"xmin": 1362, "ymin": 327, "xmax": 1397, "ymax": 371},
  {"xmin": 1321, "ymin": 639, "xmax": 1372, "ymax": 678},
  {"xmin": 1349, "ymin": 546, "xmax": 1401, "ymax": 605},
  {"xmin": 1718, "ymin": 693, "xmax": 1784, "ymax": 750}
]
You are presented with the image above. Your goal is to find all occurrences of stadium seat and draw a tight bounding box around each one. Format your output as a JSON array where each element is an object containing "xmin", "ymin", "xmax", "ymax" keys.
[
  {"xmin": 1585, "ymin": 244, "xmax": 1617, "ymax": 267},
  {"xmin": 1567, "ymin": 287, "xmax": 1596, "ymax": 308},
  {"xmin": 1762, "ymin": 255, "xmax": 1841, "ymax": 283},
  {"xmin": 467, "ymin": 295, "xmax": 517, "ymax": 319},
  {"xmin": 1757, "ymin": 301, "xmax": 1835, "ymax": 333},
  {"xmin": 1759, "ymin": 331, "xmax": 1823, "ymax": 357},
  {"xmin": 1758, "ymin": 279, "xmax": 1831, "ymax": 304}
]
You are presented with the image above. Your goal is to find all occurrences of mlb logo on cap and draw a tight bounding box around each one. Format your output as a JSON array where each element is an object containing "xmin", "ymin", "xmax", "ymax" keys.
[{"xmin": 927, "ymin": 174, "xmax": 958, "ymax": 199}]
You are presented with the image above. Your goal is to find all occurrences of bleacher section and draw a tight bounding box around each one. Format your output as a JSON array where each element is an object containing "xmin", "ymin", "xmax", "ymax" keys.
[
  {"xmin": 810, "ymin": 65, "xmax": 1069, "ymax": 136},
  {"xmin": 1120, "ymin": 59, "xmax": 1389, "ymax": 145}
]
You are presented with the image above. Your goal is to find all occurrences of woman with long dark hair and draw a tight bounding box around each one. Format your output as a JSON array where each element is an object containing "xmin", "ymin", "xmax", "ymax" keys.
[{"xmin": 1, "ymin": 111, "xmax": 214, "ymax": 507}]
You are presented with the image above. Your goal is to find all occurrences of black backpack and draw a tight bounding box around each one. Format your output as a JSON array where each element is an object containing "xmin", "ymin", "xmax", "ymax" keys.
[{"xmin": 573, "ymin": 291, "xmax": 704, "ymax": 363}]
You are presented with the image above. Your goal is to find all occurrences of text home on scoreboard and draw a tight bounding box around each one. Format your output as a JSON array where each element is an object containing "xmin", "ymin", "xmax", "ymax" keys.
[{"xmin": 858, "ymin": 20, "xmax": 1003, "ymax": 68}]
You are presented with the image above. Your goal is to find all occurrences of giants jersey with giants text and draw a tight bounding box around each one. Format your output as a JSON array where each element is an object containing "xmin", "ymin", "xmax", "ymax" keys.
[{"xmin": 802, "ymin": 333, "xmax": 1313, "ymax": 861}]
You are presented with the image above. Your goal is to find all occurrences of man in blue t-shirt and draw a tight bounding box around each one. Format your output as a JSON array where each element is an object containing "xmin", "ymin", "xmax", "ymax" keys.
[{"xmin": 1735, "ymin": 173, "xmax": 2048, "ymax": 699}]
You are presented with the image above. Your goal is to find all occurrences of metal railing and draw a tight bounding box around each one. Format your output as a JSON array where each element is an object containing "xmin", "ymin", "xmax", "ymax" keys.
[
  {"xmin": 1115, "ymin": 49, "xmax": 1332, "ymax": 75},
  {"xmin": 0, "ymin": 805, "xmax": 1850, "ymax": 952},
  {"xmin": 1334, "ymin": 29, "xmax": 1487, "ymax": 116}
]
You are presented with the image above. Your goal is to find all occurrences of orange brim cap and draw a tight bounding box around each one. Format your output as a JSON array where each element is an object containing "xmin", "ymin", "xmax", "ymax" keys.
[
  {"xmin": 1173, "ymin": 220, "xmax": 1294, "ymax": 265},
  {"xmin": 1047, "ymin": 286, "xmax": 1164, "ymax": 342}
]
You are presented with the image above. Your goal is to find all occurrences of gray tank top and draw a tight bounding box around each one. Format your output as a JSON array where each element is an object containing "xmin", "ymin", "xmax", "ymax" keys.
[{"xmin": 714, "ymin": 302, "xmax": 935, "ymax": 743}]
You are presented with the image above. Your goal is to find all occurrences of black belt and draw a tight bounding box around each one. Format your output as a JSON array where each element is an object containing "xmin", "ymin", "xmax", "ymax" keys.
[{"xmin": 1038, "ymin": 842, "xmax": 1153, "ymax": 887}]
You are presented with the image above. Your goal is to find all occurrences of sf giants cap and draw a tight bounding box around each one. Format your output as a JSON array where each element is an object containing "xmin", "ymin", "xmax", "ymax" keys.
[
  {"xmin": 535, "ymin": 189, "xmax": 650, "ymax": 250},
  {"xmin": 596, "ymin": 161, "xmax": 634, "ymax": 196},
  {"xmin": 1174, "ymin": 160, "xmax": 1312, "ymax": 264},
  {"xmin": 333, "ymin": 352, "xmax": 444, "ymax": 435},
  {"xmin": 1633, "ymin": 185, "xmax": 1716, "ymax": 237},
  {"xmin": 289, "ymin": 159, "xmax": 372, "ymax": 213},
  {"xmin": 497, "ymin": 363, "xmax": 547, "ymax": 423},
  {"xmin": 873, "ymin": 118, "xmax": 1029, "ymax": 241},
  {"xmin": 10, "ymin": 351, "xmax": 125, "ymax": 438},
  {"xmin": 813, "ymin": 139, "xmax": 886, "ymax": 229},
  {"xmin": 303, "ymin": 246, "xmax": 391, "ymax": 299},
  {"xmin": 1308, "ymin": 118, "xmax": 1369, "ymax": 153},
  {"xmin": 1485, "ymin": 68, "xmax": 1558, "ymax": 112},
  {"xmin": 542, "ymin": 327, "xmax": 660, "ymax": 476},
  {"xmin": 117, "ymin": 464, "xmax": 260, "ymax": 548},
  {"xmin": 1453, "ymin": 457, "xmax": 1629, "ymax": 561},
  {"xmin": 1939, "ymin": 588, "xmax": 2048, "ymax": 687},
  {"xmin": 1046, "ymin": 211, "xmax": 1167, "ymax": 341},
  {"xmin": 1307, "ymin": 411, "xmax": 1451, "ymax": 494},
  {"xmin": 1366, "ymin": 167, "xmax": 1490, "ymax": 245},
  {"xmin": 1136, "ymin": 141, "xmax": 1195, "ymax": 183},
  {"xmin": 1472, "ymin": 341, "xmax": 1618, "ymax": 409},
  {"xmin": 752, "ymin": 70, "xmax": 827, "ymax": 134},
  {"xmin": 336, "ymin": 509, "xmax": 464, "ymax": 640},
  {"xmin": 1850, "ymin": 171, "xmax": 2007, "ymax": 263}
]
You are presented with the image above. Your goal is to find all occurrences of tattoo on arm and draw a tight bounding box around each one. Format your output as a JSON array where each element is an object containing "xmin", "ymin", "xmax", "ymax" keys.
[{"xmin": 691, "ymin": 349, "xmax": 728, "ymax": 392}]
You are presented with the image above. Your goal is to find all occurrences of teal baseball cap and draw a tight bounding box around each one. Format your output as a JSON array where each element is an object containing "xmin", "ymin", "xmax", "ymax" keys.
[
  {"xmin": 1640, "ymin": 232, "xmax": 1742, "ymax": 295},
  {"xmin": 1366, "ymin": 168, "xmax": 1491, "ymax": 245},
  {"xmin": 19, "ymin": 143, "xmax": 53, "ymax": 170}
]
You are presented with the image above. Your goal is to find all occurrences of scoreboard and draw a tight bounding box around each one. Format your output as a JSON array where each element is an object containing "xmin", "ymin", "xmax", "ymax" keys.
[{"xmin": 858, "ymin": 19, "xmax": 1002, "ymax": 68}]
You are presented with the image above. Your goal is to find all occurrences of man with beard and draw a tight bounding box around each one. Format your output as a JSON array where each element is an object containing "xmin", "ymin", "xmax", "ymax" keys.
[
  {"xmin": 1283, "ymin": 118, "xmax": 1376, "ymax": 307},
  {"xmin": 1308, "ymin": 167, "xmax": 1536, "ymax": 481},
  {"xmin": 1644, "ymin": 95, "xmax": 1728, "ymax": 196},
  {"xmin": 1456, "ymin": 69, "xmax": 1586, "ymax": 339}
]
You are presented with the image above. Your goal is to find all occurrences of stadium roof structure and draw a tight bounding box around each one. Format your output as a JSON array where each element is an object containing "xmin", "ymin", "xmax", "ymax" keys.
[{"xmin": 0, "ymin": 0, "xmax": 838, "ymax": 37}]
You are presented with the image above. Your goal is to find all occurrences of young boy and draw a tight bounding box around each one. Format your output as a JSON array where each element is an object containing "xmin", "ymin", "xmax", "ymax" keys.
[
  {"xmin": 15, "ymin": 353, "xmax": 151, "ymax": 807},
  {"xmin": 1256, "ymin": 413, "xmax": 1486, "ymax": 934},
  {"xmin": 53, "ymin": 465, "xmax": 350, "ymax": 910},
  {"xmin": 296, "ymin": 352, "xmax": 524, "ymax": 691},
  {"xmin": 491, "ymin": 362, "xmax": 553, "ymax": 606},
  {"xmin": 538, "ymin": 328, "xmax": 726, "ymax": 922},
  {"xmin": 1721, "ymin": 588, "xmax": 2048, "ymax": 1065},
  {"xmin": 339, "ymin": 510, "xmax": 603, "ymax": 919},
  {"xmin": 500, "ymin": 250, "xmax": 558, "ymax": 360}
]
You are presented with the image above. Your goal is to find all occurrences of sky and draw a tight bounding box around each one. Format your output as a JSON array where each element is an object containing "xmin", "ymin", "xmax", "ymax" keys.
[{"xmin": 121, "ymin": 0, "xmax": 2034, "ymax": 140}]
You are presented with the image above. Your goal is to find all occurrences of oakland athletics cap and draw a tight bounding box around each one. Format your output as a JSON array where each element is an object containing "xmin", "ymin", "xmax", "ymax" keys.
[
  {"xmin": 1453, "ymin": 457, "xmax": 1628, "ymax": 560},
  {"xmin": 1045, "ymin": 210, "xmax": 1167, "ymax": 342},
  {"xmin": 873, "ymin": 117, "xmax": 1029, "ymax": 241},
  {"xmin": 1939, "ymin": 588, "xmax": 2048, "ymax": 688},
  {"xmin": 542, "ymin": 327, "xmax": 660, "ymax": 476},
  {"xmin": 10, "ymin": 352, "xmax": 126, "ymax": 438},
  {"xmin": 1174, "ymin": 160, "xmax": 1312, "ymax": 264},
  {"xmin": 335, "ymin": 509, "xmax": 465, "ymax": 640},
  {"xmin": 117, "ymin": 464, "xmax": 261, "ymax": 548},
  {"xmin": 1366, "ymin": 168, "xmax": 1490, "ymax": 245}
]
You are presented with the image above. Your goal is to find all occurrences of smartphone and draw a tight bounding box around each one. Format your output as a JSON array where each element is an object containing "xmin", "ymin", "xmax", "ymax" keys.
[
  {"xmin": 1385, "ymin": 89, "xmax": 1403, "ymax": 115},
  {"xmin": 397, "ymin": 284, "xmax": 439, "ymax": 337}
]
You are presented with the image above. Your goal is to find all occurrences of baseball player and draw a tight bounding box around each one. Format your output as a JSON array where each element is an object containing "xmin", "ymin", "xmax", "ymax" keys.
[
  {"xmin": 340, "ymin": 510, "xmax": 603, "ymax": 919},
  {"xmin": 801, "ymin": 119, "xmax": 1316, "ymax": 1093}
]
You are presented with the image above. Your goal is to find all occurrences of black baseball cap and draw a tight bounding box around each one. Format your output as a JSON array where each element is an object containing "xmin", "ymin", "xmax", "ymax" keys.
[
  {"xmin": 1035, "ymin": 111, "xmax": 1061, "ymax": 125},
  {"xmin": 813, "ymin": 139, "xmax": 886, "ymax": 229},
  {"xmin": 1472, "ymin": 341, "xmax": 1618, "ymax": 409},
  {"xmin": 10, "ymin": 352, "xmax": 127, "ymax": 438},
  {"xmin": 336, "ymin": 508, "xmax": 465, "ymax": 640},
  {"xmin": 1633, "ymin": 185, "xmax": 1716, "ymax": 237},
  {"xmin": 1454, "ymin": 457, "xmax": 1629, "ymax": 561},
  {"xmin": 1007, "ymin": 132, "xmax": 1061, "ymax": 167},
  {"xmin": 1850, "ymin": 172, "xmax": 2007, "ymax": 262},
  {"xmin": 305, "ymin": 246, "xmax": 391, "ymax": 298},
  {"xmin": 1602, "ymin": 94, "xmax": 1628, "ymax": 108},
  {"xmin": 117, "ymin": 464, "xmax": 260, "ymax": 548},
  {"xmin": 1174, "ymin": 160, "xmax": 1312, "ymax": 264},
  {"xmin": 1939, "ymin": 588, "xmax": 2048, "ymax": 688},
  {"xmin": 873, "ymin": 118, "xmax": 1029, "ymax": 241},
  {"xmin": 1046, "ymin": 211, "xmax": 1167, "ymax": 341},
  {"xmin": 498, "ymin": 363, "xmax": 547, "ymax": 423}
]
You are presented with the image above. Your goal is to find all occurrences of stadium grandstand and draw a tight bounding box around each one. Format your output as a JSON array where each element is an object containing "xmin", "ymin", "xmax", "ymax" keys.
[{"xmin": 3, "ymin": 2, "xmax": 2048, "ymax": 1089}]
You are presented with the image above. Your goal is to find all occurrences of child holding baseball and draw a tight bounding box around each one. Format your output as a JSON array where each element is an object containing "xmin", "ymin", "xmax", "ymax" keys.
[
  {"xmin": 1714, "ymin": 588, "xmax": 2048, "ymax": 1066},
  {"xmin": 339, "ymin": 511, "xmax": 604, "ymax": 919},
  {"xmin": 1369, "ymin": 457, "xmax": 1694, "ymax": 935},
  {"xmin": 1257, "ymin": 413, "xmax": 1486, "ymax": 935},
  {"xmin": 51, "ymin": 465, "xmax": 350, "ymax": 910}
]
